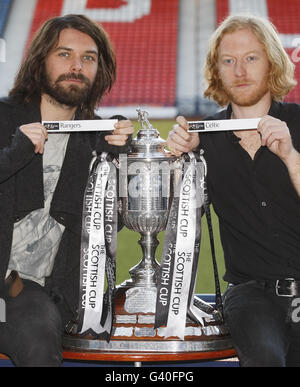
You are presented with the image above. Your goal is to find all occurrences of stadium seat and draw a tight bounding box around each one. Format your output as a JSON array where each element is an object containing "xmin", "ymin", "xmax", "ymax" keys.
[
  {"xmin": 0, "ymin": 0, "xmax": 12, "ymax": 37},
  {"xmin": 26, "ymin": 0, "xmax": 179, "ymax": 109},
  {"xmin": 217, "ymin": 0, "xmax": 300, "ymax": 104}
]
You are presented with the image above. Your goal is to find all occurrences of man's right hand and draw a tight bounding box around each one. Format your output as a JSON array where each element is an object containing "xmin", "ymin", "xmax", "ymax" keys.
[
  {"xmin": 20, "ymin": 123, "xmax": 48, "ymax": 154},
  {"xmin": 167, "ymin": 116, "xmax": 200, "ymax": 156}
]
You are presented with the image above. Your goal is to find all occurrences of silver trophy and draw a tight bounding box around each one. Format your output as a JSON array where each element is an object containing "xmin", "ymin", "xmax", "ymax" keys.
[
  {"xmin": 63, "ymin": 109, "xmax": 234, "ymax": 361},
  {"xmin": 118, "ymin": 109, "xmax": 180, "ymax": 295}
]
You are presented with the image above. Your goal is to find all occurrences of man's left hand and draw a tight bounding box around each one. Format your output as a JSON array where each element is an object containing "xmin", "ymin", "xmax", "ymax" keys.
[{"xmin": 258, "ymin": 115, "xmax": 296, "ymax": 162}]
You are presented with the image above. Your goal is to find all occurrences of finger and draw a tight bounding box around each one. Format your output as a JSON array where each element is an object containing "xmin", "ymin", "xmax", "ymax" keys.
[
  {"xmin": 258, "ymin": 127, "xmax": 270, "ymax": 146},
  {"xmin": 258, "ymin": 116, "xmax": 283, "ymax": 133},
  {"xmin": 114, "ymin": 120, "xmax": 134, "ymax": 130},
  {"xmin": 264, "ymin": 133, "xmax": 279, "ymax": 149},
  {"xmin": 173, "ymin": 124, "xmax": 191, "ymax": 140},
  {"xmin": 105, "ymin": 134, "xmax": 128, "ymax": 145},
  {"xmin": 176, "ymin": 115, "xmax": 189, "ymax": 131},
  {"xmin": 106, "ymin": 140, "xmax": 127, "ymax": 146},
  {"xmin": 21, "ymin": 125, "xmax": 48, "ymax": 139},
  {"xmin": 170, "ymin": 130, "xmax": 191, "ymax": 147},
  {"xmin": 262, "ymin": 127, "xmax": 289, "ymax": 148},
  {"xmin": 168, "ymin": 137, "xmax": 193, "ymax": 153},
  {"xmin": 258, "ymin": 115, "xmax": 275, "ymax": 131},
  {"xmin": 169, "ymin": 148, "xmax": 182, "ymax": 157},
  {"xmin": 33, "ymin": 131, "xmax": 47, "ymax": 153},
  {"xmin": 42, "ymin": 126, "xmax": 48, "ymax": 139},
  {"xmin": 113, "ymin": 126, "xmax": 134, "ymax": 136},
  {"xmin": 258, "ymin": 115, "xmax": 271, "ymax": 126},
  {"xmin": 169, "ymin": 125, "xmax": 191, "ymax": 144},
  {"xmin": 166, "ymin": 139, "xmax": 182, "ymax": 156},
  {"xmin": 114, "ymin": 119, "xmax": 132, "ymax": 127},
  {"xmin": 38, "ymin": 143, "xmax": 45, "ymax": 154},
  {"xmin": 34, "ymin": 140, "xmax": 44, "ymax": 154},
  {"xmin": 21, "ymin": 122, "xmax": 46, "ymax": 131},
  {"xmin": 259, "ymin": 121, "xmax": 286, "ymax": 146}
]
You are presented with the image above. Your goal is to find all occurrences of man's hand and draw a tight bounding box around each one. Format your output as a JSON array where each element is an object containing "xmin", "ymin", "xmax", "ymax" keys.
[
  {"xmin": 104, "ymin": 120, "xmax": 134, "ymax": 146},
  {"xmin": 258, "ymin": 115, "xmax": 300, "ymax": 197},
  {"xmin": 257, "ymin": 115, "xmax": 296, "ymax": 162},
  {"xmin": 167, "ymin": 116, "xmax": 200, "ymax": 156},
  {"xmin": 20, "ymin": 123, "xmax": 48, "ymax": 154}
]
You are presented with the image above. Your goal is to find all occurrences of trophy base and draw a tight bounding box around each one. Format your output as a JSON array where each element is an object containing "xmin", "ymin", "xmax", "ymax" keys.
[{"xmin": 62, "ymin": 286, "xmax": 236, "ymax": 363}]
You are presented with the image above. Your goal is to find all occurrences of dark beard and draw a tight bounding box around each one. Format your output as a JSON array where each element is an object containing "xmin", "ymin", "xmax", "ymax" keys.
[{"xmin": 42, "ymin": 71, "xmax": 92, "ymax": 107}]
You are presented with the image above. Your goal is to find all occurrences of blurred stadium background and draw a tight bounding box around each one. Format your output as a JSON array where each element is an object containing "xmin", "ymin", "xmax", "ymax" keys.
[{"xmin": 0, "ymin": 0, "xmax": 299, "ymax": 293}]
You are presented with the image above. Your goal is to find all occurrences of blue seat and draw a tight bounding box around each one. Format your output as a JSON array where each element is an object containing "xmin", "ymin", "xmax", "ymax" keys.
[{"xmin": 0, "ymin": 0, "xmax": 12, "ymax": 37}]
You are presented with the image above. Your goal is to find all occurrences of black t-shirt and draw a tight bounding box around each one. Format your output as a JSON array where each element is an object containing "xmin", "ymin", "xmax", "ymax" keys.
[{"xmin": 200, "ymin": 101, "xmax": 300, "ymax": 284}]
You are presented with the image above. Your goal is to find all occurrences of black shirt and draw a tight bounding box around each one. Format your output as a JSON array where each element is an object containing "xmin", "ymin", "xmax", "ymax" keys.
[{"xmin": 200, "ymin": 101, "xmax": 300, "ymax": 284}]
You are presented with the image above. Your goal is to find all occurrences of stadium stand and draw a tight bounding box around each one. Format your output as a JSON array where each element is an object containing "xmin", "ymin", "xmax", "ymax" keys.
[
  {"xmin": 24, "ymin": 0, "xmax": 178, "ymax": 118},
  {"xmin": 217, "ymin": 0, "xmax": 300, "ymax": 104},
  {"xmin": 0, "ymin": 0, "xmax": 11, "ymax": 37},
  {"xmin": 1, "ymin": 0, "xmax": 300, "ymax": 116},
  {"xmin": 0, "ymin": 0, "xmax": 10, "ymax": 63}
]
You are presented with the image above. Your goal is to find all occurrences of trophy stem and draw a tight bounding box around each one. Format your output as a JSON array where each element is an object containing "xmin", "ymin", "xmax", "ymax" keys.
[{"xmin": 127, "ymin": 232, "xmax": 160, "ymax": 287}]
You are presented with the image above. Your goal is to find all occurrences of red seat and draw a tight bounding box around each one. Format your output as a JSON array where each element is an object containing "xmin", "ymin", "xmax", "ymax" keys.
[
  {"xmin": 217, "ymin": 0, "xmax": 300, "ymax": 104},
  {"xmin": 26, "ymin": 0, "xmax": 179, "ymax": 109}
]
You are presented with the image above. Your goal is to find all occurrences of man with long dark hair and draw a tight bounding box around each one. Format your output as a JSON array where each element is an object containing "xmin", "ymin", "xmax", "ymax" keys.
[
  {"xmin": 167, "ymin": 15, "xmax": 300, "ymax": 366},
  {"xmin": 0, "ymin": 14, "xmax": 133, "ymax": 366}
]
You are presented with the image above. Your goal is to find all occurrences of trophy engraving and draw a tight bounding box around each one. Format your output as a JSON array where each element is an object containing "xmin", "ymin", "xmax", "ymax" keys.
[{"xmin": 124, "ymin": 287, "xmax": 157, "ymax": 314}]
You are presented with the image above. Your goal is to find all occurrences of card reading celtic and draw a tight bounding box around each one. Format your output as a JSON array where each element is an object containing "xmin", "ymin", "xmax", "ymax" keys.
[
  {"xmin": 188, "ymin": 118, "xmax": 260, "ymax": 132},
  {"xmin": 42, "ymin": 119, "xmax": 117, "ymax": 132}
]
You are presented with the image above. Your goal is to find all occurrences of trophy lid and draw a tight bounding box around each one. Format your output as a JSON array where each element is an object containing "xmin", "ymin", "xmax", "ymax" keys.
[{"xmin": 130, "ymin": 109, "xmax": 174, "ymax": 159}]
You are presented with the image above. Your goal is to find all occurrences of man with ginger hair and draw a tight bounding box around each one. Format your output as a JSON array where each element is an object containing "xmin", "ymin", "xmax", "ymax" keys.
[{"xmin": 167, "ymin": 15, "xmax": 300, "ymax": 366}]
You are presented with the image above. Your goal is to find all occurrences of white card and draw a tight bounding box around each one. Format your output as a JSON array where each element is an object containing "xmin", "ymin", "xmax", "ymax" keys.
[
  {"xmin": 43, "ymin": 119, "xmax": 117, "ymax": 132},
  {"xmin": 188, "ymin": 118, "xmax": 261, "ymax": 132}
]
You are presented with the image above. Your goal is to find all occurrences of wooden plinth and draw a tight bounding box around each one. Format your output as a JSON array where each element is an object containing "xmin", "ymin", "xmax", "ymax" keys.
[
  {"xmin": 62, "ymin": 348, "xmax": 236, "ymax": 362},
  {"xmin": 62, "ymin": 286, "xmax": 236, "ymax": 363}
]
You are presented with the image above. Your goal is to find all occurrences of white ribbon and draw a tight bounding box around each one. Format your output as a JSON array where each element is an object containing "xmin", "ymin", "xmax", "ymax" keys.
[
  {"xmin": 163, "ymin": 153, "xmax": 210, "ymax": 339},
  {"xmin": 79, "ymin": 156, "xmax": 110, "ymax": 335}
]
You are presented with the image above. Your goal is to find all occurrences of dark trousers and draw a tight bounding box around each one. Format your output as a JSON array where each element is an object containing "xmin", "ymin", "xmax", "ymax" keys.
[
  {"xmin": 223, "ymin": 280, "xmax": 300, "ymax": 367},
  {"xmin": 0, "ymin": 279, "xmax": 62, "ymax": 367}
]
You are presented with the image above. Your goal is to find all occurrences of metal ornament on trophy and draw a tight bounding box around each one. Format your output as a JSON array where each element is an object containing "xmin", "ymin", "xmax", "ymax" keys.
[{"xmin": 63, "ymin": 109, "xmax": 234, "ymax": 361}]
